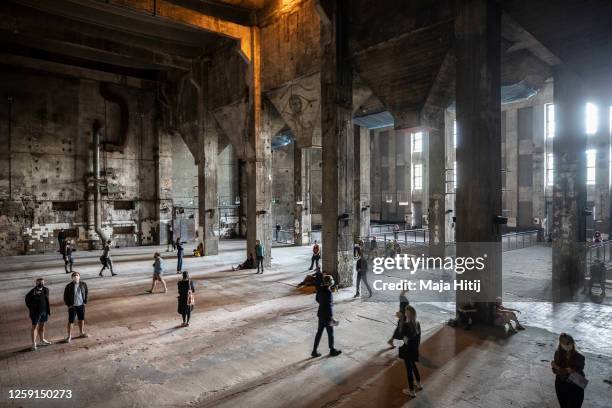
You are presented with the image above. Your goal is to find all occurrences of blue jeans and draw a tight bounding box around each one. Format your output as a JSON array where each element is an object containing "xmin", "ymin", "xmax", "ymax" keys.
[{"xmin": 177, "ymin": 253, "xmax": 183, "ymax": 271}]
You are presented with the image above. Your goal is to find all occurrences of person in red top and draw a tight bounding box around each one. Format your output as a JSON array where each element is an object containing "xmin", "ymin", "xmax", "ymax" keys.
[{"xmin": 309, "ymin": 240, "xmax": 321, "ymax": 270}]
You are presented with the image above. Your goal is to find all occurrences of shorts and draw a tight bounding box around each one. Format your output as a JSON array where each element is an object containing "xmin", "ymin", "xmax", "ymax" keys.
[
  {"xmin": 153, "ymin": 272, "xmax": 164, "ymax": 281},
  {"xmin": 68, "ymin": 305, "xmax": 85, "ymax": 323},
  {"xmin": 30, "ymin": 312, "xmax": 48, "ymax": 325}
]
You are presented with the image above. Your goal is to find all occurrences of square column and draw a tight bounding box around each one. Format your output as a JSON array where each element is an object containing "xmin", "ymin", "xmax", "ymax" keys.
[
  {"xmin": 455, "ymin": 0, "xmax": 502, "ymax": 323},
  {"xmin": 353, "ymin": 124, "xmax": 371, "ymax": 241},
  {"xmin": 293, "ymin": 146, "xmax": 312, "ymax": 245},
  {"xmin": 246, "ymin": 28, "xmax": 272, "ymax": 266},
  {"xmin": 320, "ymin": 0, "xmax": 354, "ymax": 287},
  {"xmin": 426, "ymin": 108, "xmax": 446, "ymax": 256},
  {"xmin": 552, "ymin": 66, "xmax": 587, "ymax": 301}
]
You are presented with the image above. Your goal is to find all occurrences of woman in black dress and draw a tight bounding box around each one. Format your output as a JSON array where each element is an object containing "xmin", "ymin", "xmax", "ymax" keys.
[
  {"xmin": 551, "ymin": 333, "xmax": 586, "ymax": 408},
  {"xmin": 399, "ymin": 305, "xmax": 422, "ymax": 398},
  {"xmin": 177, "ymin": 271, "xmax": 195, "ymax": 327}
]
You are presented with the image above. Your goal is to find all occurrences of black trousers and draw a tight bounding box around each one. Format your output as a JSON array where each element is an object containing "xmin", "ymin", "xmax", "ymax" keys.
[
  {"xmin": 256, "ymin": 256, "xmax": 264, "ymax": 273},
  {"xmin": 309, "ymin": 255, "xmax": 320, "ymax": 270},
  {"xmin": 313, "ymin": 318, "xmax": 334, "ymax": 351},
  {"xmin": 181, "ymin": 307, "xmax": 192, "ymax": 323},
  {"xmin": 403, "ymin": 359, "xmax": 421, "ymax": 390},
  {"xmin": 555, "ymin": 378, "xmax": 584, "ymax": 408},
  {"xmin": 356, "ymin": 272, "xmax": 372, "ymax": 296}
]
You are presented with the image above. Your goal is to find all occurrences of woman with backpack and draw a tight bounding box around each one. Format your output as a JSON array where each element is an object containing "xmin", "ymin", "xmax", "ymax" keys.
[
  {"xmin": 177, "ymin": 271, "xmax": 195, "ymax": 327},
  {"xmin": 399, "ymin": 305, "xmax": 423, "ymax": 397}
]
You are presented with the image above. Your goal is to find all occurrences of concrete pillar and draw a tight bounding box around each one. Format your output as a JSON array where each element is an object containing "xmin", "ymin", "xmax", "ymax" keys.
[
  {"xmin": 293, "ymin": 146, "xmax": 312, "ymax": 245},
  {"xmin": 426, "ymin": 108, "xmax": 446, "ymax": 256},
  {"xmin": 320, "ymin": 0, "xmax": 354, "ymax": 286},
  {"xmin": 591, "ymin": 98, "xmax": 610, "ymax": 235},
  {"xmin": 552, "ymin": 66, "xmax": 587, "ymax": 301},
  {"xmin": 455, "ymin": 0, "xmax": 502, "ymax": 323},
  {"xmin": 353, "ymin": 125, "xmax": 371, "ymax": 241},
  {"xmin": 246, "ymin": 28, "xmax": 272, "ymax": 266}
]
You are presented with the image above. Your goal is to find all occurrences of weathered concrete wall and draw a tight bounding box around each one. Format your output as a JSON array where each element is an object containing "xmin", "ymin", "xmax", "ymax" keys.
[
  {"xmin": 171, "ymin": 132, "xmax": 198, "ymax": 207},
  {"xmin": 0, "ymin": 68, "xmax": 187, "ymax": 255},
  {"xmin": 271, "ymin": 142, "xmax": 295, "ymax": 230}
]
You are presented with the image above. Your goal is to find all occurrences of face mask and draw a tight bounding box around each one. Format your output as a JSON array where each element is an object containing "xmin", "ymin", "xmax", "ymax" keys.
[
  {"xmin": 37, "ymin": 282, "xmax": 43, "ymax": 288},
  {"xmin": 561, "ymin": 344, "xmax": 573, "ymax": 352}
]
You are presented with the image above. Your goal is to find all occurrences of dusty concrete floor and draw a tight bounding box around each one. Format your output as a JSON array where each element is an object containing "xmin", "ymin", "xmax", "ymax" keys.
[{"xmin": 0, "ymin": 242, "xmax": 611, "ymax": 407}]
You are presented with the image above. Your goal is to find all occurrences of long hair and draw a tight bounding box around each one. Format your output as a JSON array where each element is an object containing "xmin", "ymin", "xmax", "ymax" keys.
[
  {"xmin": 182, "ymin": 271, "xmax": 189, "ymax": 280},
  {"xmin": 404, "ymin": 305, "xmax": 417, "ymax": 322},
  {"xmin": 557, "ymin": 332, "xmax": 576, "ymax": 357}
]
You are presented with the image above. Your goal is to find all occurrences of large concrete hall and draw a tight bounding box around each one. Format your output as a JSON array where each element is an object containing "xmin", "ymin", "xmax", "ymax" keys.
[{"xmin": 1, "ymin": 1, "xmax": 611, "ymax": 407}]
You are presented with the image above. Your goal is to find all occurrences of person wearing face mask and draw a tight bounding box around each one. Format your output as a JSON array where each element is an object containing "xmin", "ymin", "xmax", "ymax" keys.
[
  {"xmin": 25, "ymin": 278, "xmax": 52, "ymax": 351},
  {"xmin": 551, "ymin": 333, "xmax": 587, "ymax": 408},
  {"xmin": 63, "ymin": 272, "xmax": 89, "ymax": 343}
]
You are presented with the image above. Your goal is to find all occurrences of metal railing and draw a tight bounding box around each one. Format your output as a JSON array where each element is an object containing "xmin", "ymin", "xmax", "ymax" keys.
[
  {"xmin": 586, "ymin": 240, "xmax": 612, "ymax": 279},
  {"xmin": 501, "ymin": 230, "xmax": 539, "ymax": 251},
  {"xmin": 273, "ymin": 228, "xmax": 295, "ymax": 244}
]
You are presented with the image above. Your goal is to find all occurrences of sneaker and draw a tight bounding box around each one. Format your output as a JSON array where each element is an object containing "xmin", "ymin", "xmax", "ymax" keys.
[
  {"xmin": 516, "ymin": 324, "xmax": 526, "ymax": 331},
  {"xmin": 185, "ymin": 323, "xmax": 190, "ymax": 327},
  {"xmin": 111, "ymin": 273, "xmax": 117, "ymax": 276},
  {"xmin": 415, "ymin": 382, "xmax": 423, "ymax": 391},
  {"xmin": 329, "ymin": 349, "xmax": 342, "ymax": 357},
  {"xmin": 387, "ymin": 339, "xmax": 395, "ymax": 348},
  {"xmin": 163, "ymin": 289, "xmax": 168, "ymax": 293},
  {"xmin": 65, "ymin": 337, "xmax": 72, "ymax": 343},
  {"xmin": 40, "ymin": 339, "xmax": 52, "ymax": 346},
  {"xmin": 402, "ymin": 388, "xmax": 416, "ymax": 397},
  {"xmin": 508, "ymin": 326, "xmax": 518, "ymax": 334},
  {"xmin": 31, "ymin": 345, "xmax": 37, "ymax": 351},
  {"xmin": 311, "ymin": 351, "xmax": 321, "ymax": 358},
  {"xmin": 145, "ymin": 290, "xmax": 153, "ymax": 294},
  {"xmin": 353, "ymin": 293, "xmax": 360, "ymax": 298},
  {"xmin": 99, "ymin": 272, "xmax": 103, "ymax": 277},
  {"xmin": 79, "ymin": 333, "xmax": 89, "ymax": 338}
]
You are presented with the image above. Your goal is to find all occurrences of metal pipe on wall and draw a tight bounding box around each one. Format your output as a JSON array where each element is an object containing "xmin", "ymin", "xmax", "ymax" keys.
[
  {"xmin": 7, "ymin": 96, "xmax": 12, "ymax": 200},
  {"xmin": 93, "ymin": 120, "xmax": 107, "ymax": 244}
]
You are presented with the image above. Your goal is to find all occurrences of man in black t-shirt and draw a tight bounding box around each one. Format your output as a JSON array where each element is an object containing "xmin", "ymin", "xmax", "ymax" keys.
[{"xmin": 25, "ymin": 278, "xmax": 52, "ymax": 351}]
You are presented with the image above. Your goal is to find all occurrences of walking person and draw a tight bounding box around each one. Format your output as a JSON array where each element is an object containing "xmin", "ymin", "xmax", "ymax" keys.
[
  {"xmin": 388, "ymin": 289, "xmax": 410, "ymax": 347},
  {"xmin": 370, "ymin": 236, "xmax": 378, "ymax": 258},
  {"xmin": 64, "ymin": 240, "xmax": 75, "ymax": 274},
  {"xmin": 311, "ymin": 275, "xmax": 342, "ymax": 358},
  {"xmin": 25, "ymin": 278, "xmax": 52, "ymax": 351},
  {"xmin": 551, "ymin": 333, "xmax": 586, "ymax": 408},
  {"xmin": 354, "ymin": 250, "xmax": 373, "ymax": 298},
  {"xmin": 255, "ymin": 239, "xmax": 265, "ymax": 274},
  {"xmin": 176, "ymin": 237, "xmax": 185, "ymax": 273},
  {"xmin": 99, "ymin": 240, "xmax": 117, "ymax": 277},
  {"xmin": 308, "ymin": 240, "xmax": 321, "ymax": 270},
  {"xmin": 63, "ymin": 272, "xmax": 89, "ymax": 343},
  {"xmin": 275, "ymin": 223, "xmax": 281, "ymax": 241},
  {"xmin": 146, "ymin": 252, "xmax": 167, "ymax": 294},
  {"xmin": 177, "ymin": 271, "xmax": 195, "ymax": 327},
  {"xmin": 393, "ymin": 224, "xmax": 400, "ymax": 240},
  {"xmin": 399, "ymin": 305, "xmax": 422, "ymax": 397}
]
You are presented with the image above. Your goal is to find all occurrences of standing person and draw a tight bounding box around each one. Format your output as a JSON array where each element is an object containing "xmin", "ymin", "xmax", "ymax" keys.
[
  {"xmin": 63, "ymin": 272, "xmax": 88, "ymax": 343},
  {"xmin": 177, "ymin": 271, "xmax": 195, "ymax": 327},
  {"xmin": 388, "ymin": 289, "xmax": 410, "ymax": 347},
  {"xmin": 255, "ymin": 239, "xmax": 265, "ymax": 274},
  {"xmin": 551, "ymin": 333, "xmax": 586, "ymax": 408},
  {"xmin": 354, "ymin": 251, "xmax": 373, "ymax": 298},
  {"xmin": 399, "ymin": 305, "xmax": 422, "ymax": 397},
  {"xmin": 99, "ymin": 240, "xmax": 117, "ymax": 277},
  {"xmin": 25, "ymin": 278, "xmax": 52, "ymax": 351},
  {"xmin": 393, "ymin": 224, "xmax": 400, "ymax": 240},
  {"xmin": 57, "ymin": 228, "xmax": 67, "ymax": 254},
  {"xmin": 311, "ymin": 275, "xmax": 342, "ymax": 358},
  {"xmin": 308, "ymin": 240, "xmax": 321, "ymax": 270},
  {"xmin": 588, "ymin": 258, "xmax": 606, "ymax": 296},
  {"xmin": 64, "ymin": 240, "xmax": 74, "ymax": 274},
  {"xmin": 146, "ymin": 252, "xmax": 167, "ymax": 294},
  {"xmin": 370, "ymin": 236, "xmax": 378, "ymax": 257},
  {"xmin": 167, "ymin": 224, "xmax": 175, "ymax": 252},
  {"xmin": 176, "ymin": 237, "xmax": 185, "ymax": 273},
  {"xmin": 275, "ymin": 223, "xmax": 281, "ymax": 241}
]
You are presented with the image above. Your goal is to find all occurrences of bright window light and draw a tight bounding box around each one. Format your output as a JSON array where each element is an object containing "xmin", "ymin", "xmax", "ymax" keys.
[
  {"xmin": 546, "ymin": 153, "xmax": 554, "ymax": 186},
  {"xmin": 545, "ymin": 103, "xmax": 555, "ymax": 138},
  {"xmin": 453, "ymin": 161, "xmax": 457, "ymax": 189},
  {"xmin": 453, "ymin": 120, "xmax": 457, "ymax": 148},
  {"xmin": 586, "ymin": 149, "xmax": 596, "ymax": 185},
  {"xmin": 413, "ymin": 163, "xmax": 423, "ymax": 190},
  {"xmin": 412, "ymin": 132, "xmax": 423, "ymax": 153},
  {"xmin": 586, "ymin": 103, "xmax": 598, "ymax": 135}
]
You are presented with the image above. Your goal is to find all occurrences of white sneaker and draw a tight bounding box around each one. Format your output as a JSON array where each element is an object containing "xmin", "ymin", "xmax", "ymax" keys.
[
  {"xmin": 40, "ymin": 339, "xmax": 51, "ymax": 346},
  {"xmin": 31, "ymin": 344, "xmax": 37, "ymax": 351},
  {"xmin": 402, "ymin": 388, "xmax": 416, "ymax": 397},
  {"xmin": 65, "ymin": 337, "xmax": 72, "ymax": 343},
  {"xmin": 415, "ymin": 382, "xmax": 423, "ymax": 390}
]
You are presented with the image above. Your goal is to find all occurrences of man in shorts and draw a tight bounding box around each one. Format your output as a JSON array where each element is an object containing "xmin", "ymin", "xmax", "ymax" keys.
[
  {"xmin": 25, "ymin": 278, "xmax": 52, "ymax": 351},
  {"xmin": 63, "ymin": 272, "xmax": 89, "ymax": 343}
]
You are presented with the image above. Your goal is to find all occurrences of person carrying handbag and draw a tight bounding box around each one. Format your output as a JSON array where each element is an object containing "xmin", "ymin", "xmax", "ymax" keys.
[
  {"xmin": 177, "ymin": 271, "xmax": 195, "ymax": 327},
  {"xmin": 398, "ymin": 305, "xmax": 422, "ymax": 398},
  {"xmin": 551, "ymin": 333, "xmax": 587, "ymax": 408}
]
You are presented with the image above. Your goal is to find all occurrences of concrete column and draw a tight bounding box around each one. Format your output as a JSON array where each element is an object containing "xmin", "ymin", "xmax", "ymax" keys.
[
  {"xmin": 426, "ymin": 108, "xmax": 446, "ymax": 256},
  {"xmin": 455, "ymin": 0, "xmax": 502, "ymax": 323},
  {"xmin": 592, "ymin": 98, "xmax": 610, "ymax": 234},
  {"xmin": 353, "ymin": 125, "xmax": 371, "ymax": 241},
  {"xmin": 246, "ymin": 28, "xmax": 272, "ymax": 266},
  {"xmin": 320, "ymin": 0, "xmax": 354, "ymax": 287},
  {"xmin": 552, "ymin": 66, "xmax": 587, "ymax": 301},
  {"xmin": 293, "ymin": 146, "xmax": 312, "ymax": 245}
]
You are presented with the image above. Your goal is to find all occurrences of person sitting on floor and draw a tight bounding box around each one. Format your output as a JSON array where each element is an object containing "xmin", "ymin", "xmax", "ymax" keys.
[
  {"xmin": 495, "ymin": 297, "xmax": 525, "ymax": 334},
  {"xmin": 232, "ymin": 253, "xmax": 255, "ymax": 271},
  {"xmin": 457, "ymin": 299, "xmax": 478, "ymax": 330},
  {"xmin": 193, "ymin": 242, "xmax": 204, "ymax": 257}
]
